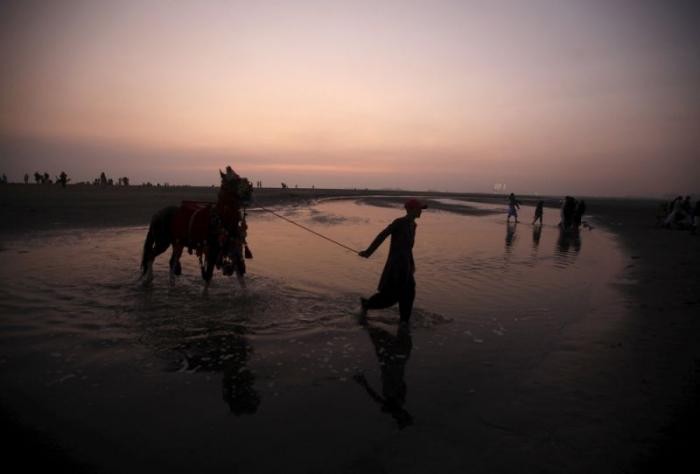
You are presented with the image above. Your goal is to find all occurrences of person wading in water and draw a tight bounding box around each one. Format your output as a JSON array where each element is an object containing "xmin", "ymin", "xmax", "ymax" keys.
[{"xmin": 358, "ymin": 199, "xmax": 427, "ymax": 323}]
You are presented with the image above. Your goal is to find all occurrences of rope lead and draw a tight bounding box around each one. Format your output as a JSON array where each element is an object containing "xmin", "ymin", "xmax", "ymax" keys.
[{"xmin": 260, "ymin": 206, "xmax": 360, "ymax": 254}]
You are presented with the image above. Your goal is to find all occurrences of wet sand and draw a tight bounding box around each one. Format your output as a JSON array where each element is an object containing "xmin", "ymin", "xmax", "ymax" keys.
[{"xmin": 1, "ymin": 184, "xmax": 699, "ymax": 473}]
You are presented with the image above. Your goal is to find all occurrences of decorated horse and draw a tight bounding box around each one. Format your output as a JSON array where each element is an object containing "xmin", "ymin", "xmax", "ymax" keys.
[{"xmin": 140, "ymin": 166, "xmax": 253, "ymax": 288}]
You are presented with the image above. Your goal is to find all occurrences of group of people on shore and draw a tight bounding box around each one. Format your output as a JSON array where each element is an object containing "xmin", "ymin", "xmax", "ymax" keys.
[
  {"xmin": 658, "ymin": 195, "xmax": 699, "ymax": 234},
  {"xmin": 506, "ymin": 193, "xmax": 586, "ymax": 231}
]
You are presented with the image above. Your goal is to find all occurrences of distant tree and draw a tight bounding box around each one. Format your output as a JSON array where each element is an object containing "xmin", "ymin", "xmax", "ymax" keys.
[
  {"xmin": 34, "ymin": 172, "xmax": 41, "ymax": 184},
  {"xmin": 42, "ymin": 172, "xmax": 51, "ymax": 184},
  {"xmin": 122, "ymin": 177, "xmax": 129, "ymax": 186},
  {"xmin": 99, "ymin": 172, "xmax": 107, "ymax": 186},
  {"xmin": 281, "ymin": 182, "xmax": 287, "ymax": 189}
]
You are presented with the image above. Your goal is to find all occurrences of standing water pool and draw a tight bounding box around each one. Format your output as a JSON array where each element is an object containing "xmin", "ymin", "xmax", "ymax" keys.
[{"xmin": 0, "ymin": 197, "xmax": 629, "ymax": 473}]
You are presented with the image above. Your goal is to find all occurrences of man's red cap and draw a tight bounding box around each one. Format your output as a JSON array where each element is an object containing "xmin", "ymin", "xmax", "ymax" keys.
[{"xmin": 404, "ymin": 198, "xmax": 428, "ymax": 210}]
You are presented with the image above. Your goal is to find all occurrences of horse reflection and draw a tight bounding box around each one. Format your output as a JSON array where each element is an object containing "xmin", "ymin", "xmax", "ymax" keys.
[
  {"xmin": 354, "ymin": 323, "xmax": 413, "ymax": 429},
  {"xmin": 169, "ymin": 332, "xmax": 260, "ymax": 415}
]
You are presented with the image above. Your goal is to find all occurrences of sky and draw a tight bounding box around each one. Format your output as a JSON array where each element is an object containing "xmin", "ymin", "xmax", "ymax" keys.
[{"xmin": 1, "ymin": 0, "xmax": 699, "ymax": 196}]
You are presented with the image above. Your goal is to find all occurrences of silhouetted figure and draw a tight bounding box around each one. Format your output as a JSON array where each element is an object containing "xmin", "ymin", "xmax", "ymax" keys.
[
  {"xmin": 682, "ymin": 196, "xmax": 692, "ymax": 214},
  {"xmin": 359, "ymin": 199, "xmax": 427, "ymax": 322},
  {"xmin": 0, "ymin": 174, "xmax": 7, "ymax": 184},
  {"xmin": 574, "ymin": 200, "xmax": 586, "ymax": 228},
  {"xmin": 24, "ymin": 173, "xmax": 29, "ymax": 184},
  {"xmin": 42, "ymin": 172, "xmax": 51, "ymax": 184},
  {"xmin": 354, "ymin": 322, "xmax": 413, "ymax": 429},
  {"xmin": 664, "ymin": 195, "xmax": 687, "ymax": 227},
  {"xmin": 507, "ymin": 193, "xmax": 520, "ymax": 223},
  {"xmin": 56, "ymin": 171, "xmax": 69, "ymax": 188},
  {"xmin": 99, "ymin": 172, "xmax": 108, "ymax": 186},
  {"xmin": 532, "ymin": 200, "xmax": 544, "ymax": 225},
  {"xmin": 560, "ymin": 196, "xmax": 577, "ymax": 230}
]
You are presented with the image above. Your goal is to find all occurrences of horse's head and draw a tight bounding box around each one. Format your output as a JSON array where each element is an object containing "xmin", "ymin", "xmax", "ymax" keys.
[{"xmin": 219, "ymin": 166, "xmax": 253, "ymax": 206}]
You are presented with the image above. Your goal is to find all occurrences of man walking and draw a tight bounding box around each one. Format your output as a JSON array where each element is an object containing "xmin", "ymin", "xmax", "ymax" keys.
[{"xmin": 359, "ymin": 199, "xmax": 427, "ymax": 322}]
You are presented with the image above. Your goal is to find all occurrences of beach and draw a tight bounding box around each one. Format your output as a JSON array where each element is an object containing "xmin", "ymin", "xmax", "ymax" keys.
[{"xmin": 1, "ymin": 184, "xmax": 698, "ymax": 473}]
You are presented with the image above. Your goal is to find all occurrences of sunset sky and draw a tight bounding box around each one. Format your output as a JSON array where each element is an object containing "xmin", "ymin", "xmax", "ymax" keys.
[{"xmin": 1, "ymin": 0, "xmax": 698, "ymax": 196}]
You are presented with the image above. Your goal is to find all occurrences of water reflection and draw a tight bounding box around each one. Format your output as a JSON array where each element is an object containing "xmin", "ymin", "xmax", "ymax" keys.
[
  {"xmin": 555, "ymin": 227, "xmax": 582, "ymax": 267},
  {"xmin": 168, "ymin": 331, "xmax": 260, "ymax": 415},
  {"xmin": 354, "ymin": 323, "xmax": 413, "ymax": 429},
  {"xmin": 505, "ymin": 222, "xmax": 517, "ymax": 252},
  {"xmin": 532, "ymin": 224, "xmax": 542, "ymax": 249}
]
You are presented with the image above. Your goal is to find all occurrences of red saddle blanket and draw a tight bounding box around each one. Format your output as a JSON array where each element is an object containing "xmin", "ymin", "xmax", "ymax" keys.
[{"xmin": 170, "ymin": 201, "xmax": 214, "ymax": 250}]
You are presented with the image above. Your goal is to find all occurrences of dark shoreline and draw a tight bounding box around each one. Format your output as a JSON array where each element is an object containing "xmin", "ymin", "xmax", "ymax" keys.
[{"xmin": 0, "ymin": 183, "xmax": 660, "ymax": 236}]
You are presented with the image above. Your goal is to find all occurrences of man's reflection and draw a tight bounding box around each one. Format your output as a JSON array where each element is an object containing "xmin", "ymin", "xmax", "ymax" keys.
[
  {"xmin": 354, "ymin": 322, "xmax": 413, "ymax": 429},
  {"xmin": 171, "ymin": 332, "xmax": 260, "ymax": 415}
]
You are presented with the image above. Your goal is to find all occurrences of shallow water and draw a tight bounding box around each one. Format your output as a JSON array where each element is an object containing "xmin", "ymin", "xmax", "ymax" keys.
[{"xmin": 0, "ymin": 198, "xmax": 628, "ymax": 473}]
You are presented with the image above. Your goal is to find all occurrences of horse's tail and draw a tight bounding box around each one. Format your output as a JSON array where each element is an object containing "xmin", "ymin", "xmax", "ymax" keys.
[{"xmin": 141, "ymin": 225, "xmax": 156, "ymax": 276}]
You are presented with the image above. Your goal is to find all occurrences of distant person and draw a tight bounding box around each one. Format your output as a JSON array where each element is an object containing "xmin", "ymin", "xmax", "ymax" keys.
[
  {"xmin": 681, "ymin": 196, "xmax": 692, "ymax": 215},
  {"xmin": 506, "ymin": 193, "xmax": 520, "ymax": 223},
  {"xmin": 560, "ymin": 196, "xmax": 577, "ymax": 230},
  {"xmin": 532, "ymin": 200, "xmax": 544, "ymax": 225},
  {"xmin": 574, "ymin": 200, "xmax": 586, "ymax": 228},
  {"xmin": 57, "ymin": 171, "xmax": 69, "ymax": 188},
  {"xmin": 664, "ymin": 195, "xmax": 687, "ymax": 228},
  {"xmin": 359, "ymin": 198, "xmax": 427, "ymax": 323}
]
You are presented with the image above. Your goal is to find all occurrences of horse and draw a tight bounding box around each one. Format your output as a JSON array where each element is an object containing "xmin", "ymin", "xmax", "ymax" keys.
[{"xmin": 140, "ymin": 167, "xmax": 253, "ymax": 288}]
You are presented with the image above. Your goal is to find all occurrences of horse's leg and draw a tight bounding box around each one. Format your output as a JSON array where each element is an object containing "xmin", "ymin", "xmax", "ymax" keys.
[
  {"xmin": 144, "ymin": 241, "xmax": 171, "ymax": 285},
  {"xmin": 235, "ymin": 247, "xmax": 247, "ymax": 289},
  {"xmin": 200, "ymin": 244, "xmax": 218, "ymax": 295},
  {"xmin": 141, "ymin": 206, "xmax": 178, "ymax": 285},
  {"xmin": 169, "ymin": 243, "xmax": 184, "ymax": 278},
  {"xmin": 236, "ymin": 273, "xmax": 246, "ymax": 289}
]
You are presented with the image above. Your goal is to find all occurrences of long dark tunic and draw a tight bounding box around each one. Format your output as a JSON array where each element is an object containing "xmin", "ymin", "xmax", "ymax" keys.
[{"xmin": 364, "ymin": 216, "xmax": 416, "ymax": 292}]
